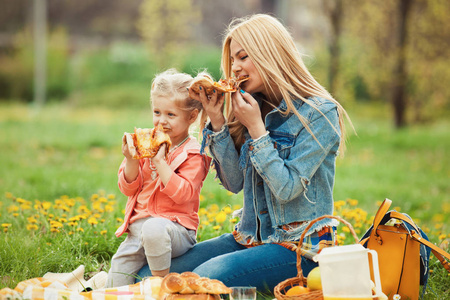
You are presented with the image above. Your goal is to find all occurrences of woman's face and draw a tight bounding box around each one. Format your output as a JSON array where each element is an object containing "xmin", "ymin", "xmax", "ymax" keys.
[{"xmin": 229, "ymin": 39, "xmax": 264, "ymax": 95}]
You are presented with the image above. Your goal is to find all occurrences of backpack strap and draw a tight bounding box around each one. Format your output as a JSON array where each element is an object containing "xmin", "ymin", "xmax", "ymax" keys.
[
  {"xmin": 359, "ymin": 199, "xmax": 392, "ymax": 246},
  {"xmin": 388, "ymin": 211, "xmax": 421, "ymax": 233},
  {"xmin": 411, "ymin": 232, "xmax": 450, "ymax": 272},
  {"xmin": 373, "ymin": 198, "xmax": 392, "ymax": 230}
]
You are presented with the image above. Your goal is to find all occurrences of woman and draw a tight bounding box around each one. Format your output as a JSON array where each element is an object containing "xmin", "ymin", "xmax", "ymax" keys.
[{"xmin": 138, "ymin": 14, "xmax": 352, "ymax": 292}]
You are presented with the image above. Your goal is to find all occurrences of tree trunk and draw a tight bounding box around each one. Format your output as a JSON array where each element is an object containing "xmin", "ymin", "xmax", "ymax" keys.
[
  {"xmin": 392, "ymin": 0, "xmax": 413, "ymax": 128},
  {"xmin": 324, "ymin": 0, "xmax": 343, "ymax": 96}
]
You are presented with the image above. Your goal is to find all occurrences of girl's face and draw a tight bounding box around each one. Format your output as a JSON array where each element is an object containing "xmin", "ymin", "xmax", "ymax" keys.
[
  {"xmin": 229, "ymin": 39, "xmax": 264, "ymax": 95},
  {"xmin": 152, "ymin": 97, "xmax": 197, "ymax": 146}
]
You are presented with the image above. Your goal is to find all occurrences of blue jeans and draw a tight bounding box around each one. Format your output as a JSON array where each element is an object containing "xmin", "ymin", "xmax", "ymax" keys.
[{"xmin": 136, "ymin": 233, "xmax": 318, "ymax": 293}]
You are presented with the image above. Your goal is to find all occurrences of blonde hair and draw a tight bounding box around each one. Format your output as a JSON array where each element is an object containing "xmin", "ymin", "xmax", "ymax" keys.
[
  {"xmin": 151, "ymin": 68, "xmax": 208, "ymax": 135},
  {"xmin": 221, "ymin": 14, "xmax": 352, "ymax": 156}
]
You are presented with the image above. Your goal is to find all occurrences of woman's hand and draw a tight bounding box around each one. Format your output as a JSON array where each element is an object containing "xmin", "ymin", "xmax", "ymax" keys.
[
  {"xmin": 231, "ymin": 90, "xmax": 267, "ymax": 139},
  {"xmin": 188, "ymin": 87, "xmax": 226, "ymax": 132}
]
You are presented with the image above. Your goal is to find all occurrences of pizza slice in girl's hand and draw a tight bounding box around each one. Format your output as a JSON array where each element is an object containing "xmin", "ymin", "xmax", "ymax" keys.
[{"xmin": 124, "ymin": 124, "xmax": 172, "ymax": 159}]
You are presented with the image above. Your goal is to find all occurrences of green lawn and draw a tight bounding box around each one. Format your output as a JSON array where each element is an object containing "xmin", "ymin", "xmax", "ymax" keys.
[{"xmin": 0, "ymin": 101, "xmax": 449, "ymax": 298}]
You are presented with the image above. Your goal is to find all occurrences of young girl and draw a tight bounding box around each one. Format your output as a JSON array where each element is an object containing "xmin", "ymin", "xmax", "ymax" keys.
[
  {"xmin": 138, "ymin": 14, "xmax": 353, "ymax": 292},
  {"xmin": 106, "ymin": 69, "xmax": 211, "ymax": 287}
]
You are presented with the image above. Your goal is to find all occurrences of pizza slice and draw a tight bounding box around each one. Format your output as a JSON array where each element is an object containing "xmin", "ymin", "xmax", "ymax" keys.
[
  {"xmin": 124, "ymin": 124, "xmax": 172, "ymax": 159},
  {"xmin": 189, "ymin": 75, "xmax": 250, "ymax": 95}
]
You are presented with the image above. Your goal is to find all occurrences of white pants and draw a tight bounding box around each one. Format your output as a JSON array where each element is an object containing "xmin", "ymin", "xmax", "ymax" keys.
[{"xmin": 106, "ymin": 217, "xmax": 196, "ymax": 287}]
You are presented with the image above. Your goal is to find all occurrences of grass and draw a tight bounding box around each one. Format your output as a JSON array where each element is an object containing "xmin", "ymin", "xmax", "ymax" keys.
[{"xmin": 0, "ymin": 101, "xmax": 449, "ymax": 298}]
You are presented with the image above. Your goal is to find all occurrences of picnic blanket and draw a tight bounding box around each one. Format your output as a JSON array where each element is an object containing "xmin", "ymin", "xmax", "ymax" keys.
[{"xmin": 0, "ymin": 266, "xmax": 162, "ymax": 300}]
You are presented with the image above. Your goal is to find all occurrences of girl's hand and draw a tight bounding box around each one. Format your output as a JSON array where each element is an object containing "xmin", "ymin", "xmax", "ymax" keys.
[
  {"xmin": 188, "ymin": 87, "xmax": 226, "ymax": 132},
  {"xmin": 231, "ymin": 90, "xmax": 267, "ymax": 139},
  {"xmin": 151, "ymin": 143, "xmax": 167, "ymax": 165},
  {"xmin": 122, "ymin": 134, "xmax": 137, "ymax": 160}
]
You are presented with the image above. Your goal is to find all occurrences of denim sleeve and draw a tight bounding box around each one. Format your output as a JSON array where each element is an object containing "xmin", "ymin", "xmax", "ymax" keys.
[
  {"xmin": 249, "ymin": 107, "xmax": 340, "ymax": 203},
  {"xmin": 201, "ymin": 123, "xmax": 244, "ymax": 193}
]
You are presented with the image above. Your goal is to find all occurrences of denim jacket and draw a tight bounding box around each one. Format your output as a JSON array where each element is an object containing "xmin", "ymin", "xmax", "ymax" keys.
[{"xmin": 201, "ymin": 96, "xmax": 341, "ymax": 244}]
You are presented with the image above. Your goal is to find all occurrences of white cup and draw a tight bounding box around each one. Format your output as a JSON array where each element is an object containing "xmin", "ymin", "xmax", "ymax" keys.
[{"xmin": 230, "ymin": 286, "xmax": 257, "ymax": 300}]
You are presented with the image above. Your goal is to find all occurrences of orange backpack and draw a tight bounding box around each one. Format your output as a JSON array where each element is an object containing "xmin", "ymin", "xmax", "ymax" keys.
[{"xmin": 360, "ymin": 199, "xmax": 450, "ymax": 299}]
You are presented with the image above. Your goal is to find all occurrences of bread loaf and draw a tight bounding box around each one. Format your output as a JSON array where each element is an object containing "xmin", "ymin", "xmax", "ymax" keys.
[{"xmin": 159, "ymin": 272, "xmax": 231, "ymax": 300}]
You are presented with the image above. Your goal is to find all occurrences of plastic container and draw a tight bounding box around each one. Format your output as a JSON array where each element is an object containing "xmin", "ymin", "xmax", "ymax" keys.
[{"xmin": 313, "ymin": 244, "xmax": 382, "ymax": 300}]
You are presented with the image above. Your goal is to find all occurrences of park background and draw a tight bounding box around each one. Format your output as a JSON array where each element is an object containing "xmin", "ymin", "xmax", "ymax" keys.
[{"xmin": 0, "ymin": 0, "xmax": 449, "ymax": 298}]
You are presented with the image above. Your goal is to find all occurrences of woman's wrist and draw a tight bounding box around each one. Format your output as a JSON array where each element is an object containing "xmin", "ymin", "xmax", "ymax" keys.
[
  {"xmin": 248, "ymin": 123, "xmax": 267, "ymax": 140},
  {"xmin": 210, "ymin": 115, "xmax": 226, "ymax": 132}
]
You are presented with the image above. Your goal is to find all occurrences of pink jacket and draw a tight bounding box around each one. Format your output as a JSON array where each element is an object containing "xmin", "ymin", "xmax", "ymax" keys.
[{"xmin": 115, "ymin": 137, "xmax": 212, "ymax": 237}]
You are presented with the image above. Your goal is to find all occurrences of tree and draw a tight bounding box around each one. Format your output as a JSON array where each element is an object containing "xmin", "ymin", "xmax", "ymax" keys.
[
  {"xmin": 136, "ymin": 0, "xmax": 200, "ymax": 70},
  {"xmin": 323, "ymin": 0, "xmax": 343, "ymax": 96},
  {"xmin": 391, "ymin": 0, "xmax": 413, "ymax": 128}
]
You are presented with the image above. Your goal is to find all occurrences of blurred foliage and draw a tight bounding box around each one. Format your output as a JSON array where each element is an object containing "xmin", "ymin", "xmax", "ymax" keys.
[
  {"xmin": 0, "ymin": 27, "xmax": 70, "ymax": 102},
  {"xmin": 337, "ymin": 0, "xmax": 450, "ymax": 122},
  {"xmin": 136, "ymin": 0, "xmax": 201, "ymax": 69},
  {"xmin": 0, "ymin": 0, "xmax": 448, "ymax": 124}
]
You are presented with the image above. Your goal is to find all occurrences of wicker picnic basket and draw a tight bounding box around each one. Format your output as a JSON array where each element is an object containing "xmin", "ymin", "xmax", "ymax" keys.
[{"xmin": 273, "ymin": 215, "xmax": 360, "ymax": 300}]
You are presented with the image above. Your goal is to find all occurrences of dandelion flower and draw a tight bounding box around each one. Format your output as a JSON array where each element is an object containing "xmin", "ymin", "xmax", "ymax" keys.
[
  {"xmin": 88, "ymin": 217, "xmax": 98, "ymax": 225},
  {"xmin": 27, "ymin": 224, "xmax": 38, "ymax": 231},
  {"xmin": 215, "ymin": 211, "xmax": 227, "ymax": 223}
]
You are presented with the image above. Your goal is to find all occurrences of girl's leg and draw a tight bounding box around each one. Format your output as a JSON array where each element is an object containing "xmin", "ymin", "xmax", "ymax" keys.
[
  {"xmin": 137, "ymin": 233, "xmax": 245, "ymax": 279},
  {"xmin": 141, "ymin": 217, "xmax": 196, "ymax": 276},
  {"xmin": 106, "ymin": 221, "xmax": 147, "ymax": 287}
]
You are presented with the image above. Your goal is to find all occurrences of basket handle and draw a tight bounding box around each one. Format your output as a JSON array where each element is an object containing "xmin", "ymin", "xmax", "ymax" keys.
[{"xmin": 296, "ymin": 215, "xmax": 360, "ymax": 278}]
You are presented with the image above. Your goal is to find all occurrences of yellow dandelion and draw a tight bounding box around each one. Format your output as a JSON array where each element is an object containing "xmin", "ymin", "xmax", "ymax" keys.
[
  {"xmin": 50, "ymin": 228, "xmax": 60, "ymax": 233},
  {"xmin": 20, "ymin": 203, "xmax": 32, "ymax": 210},
  {"xmin": 107, "ymin": 194, "xmax": 115, "ymax": 200},
  {"xmin": 5, "ymin": 192, "xmax": 13, "ymax": 198},
  {"xmin": 201, "ymin": 221, "xmax": 210, "ymax": 226},
  {"xmin": 68, "ymin": 221, "xmax": 78, "ymax": 227},
  {"xmin": 27, "ymin": 224, "xmax": 38, "ymax": 231},
  {"xmin": 7, "ymin": 205, "xmax": 19, "ymax": 213},
  {"xmin": 439, "ymin": 234, "xmax": 446, "ymax": 240},
  {"xmin": 27, "ymin": 216, "xmax": 38, "ymax": 224},
  {"xmin": 213, "ymin": 225, "xmax": 222, "ymax": 230},
  {"xmin": 215, "ymin": 211, "xmax": 227, "ymax": 223},
  {"xmin": 432, "ymin": 214, "xmax": 444, "ymax": 223},
  {"xmin": 12, "ymin": 213, "xmax": 19, "ymax": 217},
  {"xmin": 77, "ymin": 228, "xmax": 85, "ymax": 232},
  {"xmin": 50, "ymin": 221, "xmax": 63, "ymax": 228},
  {"xmin": 42, "ymin": 201, "xmax": 52, "ymax": 210},
  {"xmin": 116, "ymin": 217, "xmax": 124, "ymax": 223},
  {"xmin": 435, "ymin": 223, "xmax": 443, "ymax": 230},
  {"xmin": 346, "ymin": 199, "xmax": 358, "ymax": 206},
  {"xmin": 199, "ymin": 208, "xmax": 207, "ymax": 216},
  {"xmin": 100, "ymin": 230, "xmax": 107, "ymax": 235},
  {"xmin": 223, "ymin": 206, "xmax": 232, "ymax": 214},
  {"xmin": 1, "ymin": 223, "xmax": 12, "ymax": 228},
  {"xmin": 233, "ymin": 204, "xmax": 241, "ymax": 210},
  {"xmin": 230, "ymin": 218, "xmax": 238, "ymax": 223},
  {"xmin": 105, "ymin": 204, "xmax": 114, "ymax": 212},
  {"xmin": 199, "ymin": 194, "xmax": 205, "ymax": 202},
  {"xmin": 88, "ymin": 217, "xmax": 98, "ymax": 225},
  {"xmin": 209, "ymin": 204, "xmax": 219, "ymax": 212},
  {"xmin": 78, "ymin": 205, "xmax": 90, "ymax": 213},
  {"xmin": 226, "ymin": 191, "xmax": 234, "ymax": 196},
  {"xmin": 91, "ymin": 194, "xmax": 99, "ymax": 201}
]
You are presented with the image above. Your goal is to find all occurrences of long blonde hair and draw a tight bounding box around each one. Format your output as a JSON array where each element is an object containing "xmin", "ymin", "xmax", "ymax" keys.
[{"xmin": 221, "ymin": 14, "xmax": 352, "ymax": 156}]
